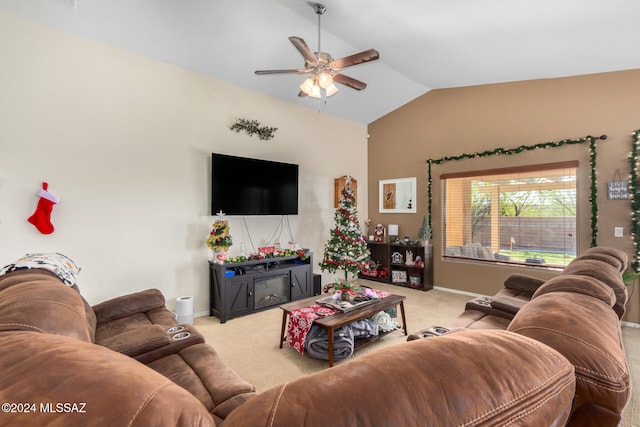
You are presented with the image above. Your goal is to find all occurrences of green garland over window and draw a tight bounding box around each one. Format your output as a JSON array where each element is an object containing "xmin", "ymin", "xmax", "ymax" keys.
[
  {"xmin": 426, "ymin": 135, "xmax": 605, "ymax": 248},
  {"xmin": 630, "ymin": 130, "xmax": 640, "ymax": 272}
]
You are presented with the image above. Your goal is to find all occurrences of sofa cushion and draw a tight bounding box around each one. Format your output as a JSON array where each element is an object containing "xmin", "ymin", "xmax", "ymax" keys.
[
  {"xmin": 92, "ymin": 288, "xmax": 167, "ymax": 324},
  {"xmin": 147, "ymin": 343, "xmax": 256, "ymax": 424},
  {"xmin": 447, "ymin": 309, "xmax": 511, "ymax": 330},
  {"xmin": 221, "ymin": 330, "xmax": 576, "ymax": 427},
  {"xmin": 0, "ymin": 270, "xmax": 93, "ymax": 342},
  {"xmin": 445, "ymin": 246, "xmax": 461, "ymax": 256},
  {"xmin": 95, "ymin": 309, "xmax": 178, "ymax": 342},
  {"xmin": 0, "ymin": 331, "xmax": 215, "ymax": 427},
  {"xmin": 577, "ymin": 246, "xmax": 628, "ymax": 272},
  {"xmin": 503, "ymin": 273, "xmax": 546, "ymax": 295},
  {"xmin": 490, "ymin": 294, "xmax": 527, "ymax": 315},
  {"xmin": 532, "ymin": 274, "xmax": 616, "ymax": 307},
  {"xmin": 562, "ymin": 259, "xmax": 627, "ymax": 318},
  {"xmin": 97, "ymin": 324, "xmax": 172, "ymax": 357}
]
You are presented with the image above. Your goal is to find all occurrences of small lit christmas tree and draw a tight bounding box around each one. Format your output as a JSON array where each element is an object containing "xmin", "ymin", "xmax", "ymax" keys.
[
  {"xmin": 418, "ymin": 214, "xmax": 432, "ymax": 244},
  {"xmin": 207, "ymin": 212, "xmax": 232, "ymax": 262},
  {"xmin": 319, "ymin": 177, "xmax": 371, "ymax": 289}
]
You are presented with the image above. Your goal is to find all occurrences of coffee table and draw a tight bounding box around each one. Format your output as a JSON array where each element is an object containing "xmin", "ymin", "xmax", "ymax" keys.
[{"xmin": 279, "ymin": 293, "xmax": 407, "ymax": 367}]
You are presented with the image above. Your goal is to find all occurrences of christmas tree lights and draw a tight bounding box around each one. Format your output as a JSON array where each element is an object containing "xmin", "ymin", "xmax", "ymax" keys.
[
  {"xmin": 319, "ymin": 177, "xmax": 371, "ymax": 285},
  {"xmin": 630, "ymin": 130, "xmax": 640, "ymax": 272}
]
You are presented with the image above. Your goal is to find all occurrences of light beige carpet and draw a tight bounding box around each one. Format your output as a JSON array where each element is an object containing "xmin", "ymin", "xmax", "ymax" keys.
[{"xmin": 193, "ymin": 280, "xmax": 639, "ymax": 426}]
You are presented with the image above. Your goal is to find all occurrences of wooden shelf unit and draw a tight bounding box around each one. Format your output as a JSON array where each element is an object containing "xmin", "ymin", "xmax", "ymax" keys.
[{"xmin": 360, "ymin": 242, "xmax": 433, "ymax": 291}]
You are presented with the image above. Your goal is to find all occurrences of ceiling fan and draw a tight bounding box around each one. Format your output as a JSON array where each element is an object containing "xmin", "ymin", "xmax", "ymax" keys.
[{"xmin": 254, "ymin": 2, "xmax": 379, "ymax": 99}]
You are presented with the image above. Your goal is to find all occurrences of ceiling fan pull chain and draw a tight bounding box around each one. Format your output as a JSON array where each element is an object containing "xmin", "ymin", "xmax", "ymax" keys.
[{"xmin": 317, "ymin": 5, "xmax": 322, "ymax": 52}]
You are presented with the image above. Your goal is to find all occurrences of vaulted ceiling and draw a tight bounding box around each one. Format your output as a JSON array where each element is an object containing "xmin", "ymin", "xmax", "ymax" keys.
[{"xmin": 2, "ymin": 0, "xmax": 640, "ymax": 124}]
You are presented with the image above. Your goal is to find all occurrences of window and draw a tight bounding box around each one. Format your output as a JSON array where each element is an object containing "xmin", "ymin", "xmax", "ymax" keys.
[{"xmin": 442, "ymin": 162, "xmax": 577, "ymax": 268}]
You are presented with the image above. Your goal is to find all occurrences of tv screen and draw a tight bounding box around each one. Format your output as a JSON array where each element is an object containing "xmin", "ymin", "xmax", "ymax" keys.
[{"xmin": 211, "ymin": 153, "xmax": 299, "ymax": 215}]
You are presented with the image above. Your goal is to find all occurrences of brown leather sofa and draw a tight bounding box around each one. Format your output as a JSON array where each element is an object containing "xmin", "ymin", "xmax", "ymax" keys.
[
  {"xmin": 220, "ymin": 248, "xmax": 630, "ymax": 426},
  {"xmin": 0, "ymin": 268, "xmax": 256, "ymax": 426},
  {"xmin": 1, "ymin": 247, "xmax": 630, "ymax": 426},
  {"xmin": 222, "ymin": 329, "xmax": 577, "ymax": 426},
  {"xmin": 407, "ymin": 246, "xmax": 631, "ymax": 426}
]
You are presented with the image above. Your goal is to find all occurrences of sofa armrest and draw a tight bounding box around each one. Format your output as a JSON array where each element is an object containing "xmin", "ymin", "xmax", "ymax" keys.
[
  {"xmin": 503, "ymin": 274, "xmax": 546, "ymax": 295},
  {"xmin": 97, "ymin": 324, "xmax": 171, "ymax": 357},
  {"xmin": 92, "ymin": 288, "xmax": 166, "ymax": 324},
  {"xmin": 491, "ymin": 295, "xmax": 526, "ymax": 315},
  {"xmin": 134, "ymin": 325, "xmax": 206, "ymax": 364}
]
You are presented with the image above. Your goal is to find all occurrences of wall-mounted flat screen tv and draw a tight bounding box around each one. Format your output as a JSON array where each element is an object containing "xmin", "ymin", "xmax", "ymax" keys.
[{"xmin": 211, "ymin": 153, "xmax": 299, "ymax": 216}]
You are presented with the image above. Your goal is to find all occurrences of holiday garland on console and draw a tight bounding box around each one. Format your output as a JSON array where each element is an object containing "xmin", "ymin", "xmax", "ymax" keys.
[
  {"xmin": 426, "ymin": 135, "xmax": 605, "ymax": 248},
  {"xmin": 319, "ymin": 177, "xmax": 371, "ymax": 289}
]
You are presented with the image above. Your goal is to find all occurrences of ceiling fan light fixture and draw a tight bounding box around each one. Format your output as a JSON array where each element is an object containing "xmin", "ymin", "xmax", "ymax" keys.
[
  {"xmin": 325, "ymin": 82, "xmax": 339, "ymax": 97},
  {"xmin": 255, "ymin": 3, "xmax": 378, "ymax": 100},
  {"xmin": 318, "ymin": 72, "xmax": 333, "ymax": 89},
  {"xmin": 309, "ymin": 84, "xmax": 322, "ymax": 99},
  {"xmin": 300, "ymin": 77, "xmax": 316, "ymax": 96}
]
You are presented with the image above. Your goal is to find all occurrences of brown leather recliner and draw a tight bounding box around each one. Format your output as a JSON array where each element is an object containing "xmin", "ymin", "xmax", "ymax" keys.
[
  {"xmin": 406, "ymin": 273, "xmax": 544, "ymax": 340},
  {"xmin": 0, "ymin": 268, "xmax": 256, "ymax": 426},
  {"xmin": 87, "ymin": 286, "xmax": 256, "ymax": 421},
  {"xmin": 508, "ymin": 274, "xmax": 631, "ymax": 426},
  {"xmin": 90, "ymin": 287, "xmax": 207, "ymax": 363},
  {"xmin": 406, "ymin": 246, "xmax": 631, "ymax": 426}
]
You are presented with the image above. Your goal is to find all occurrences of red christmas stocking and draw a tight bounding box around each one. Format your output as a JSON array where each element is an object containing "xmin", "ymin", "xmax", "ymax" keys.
[{"xmin": 28, "ymin": 182, "xmax": 59, "ymax": 234}]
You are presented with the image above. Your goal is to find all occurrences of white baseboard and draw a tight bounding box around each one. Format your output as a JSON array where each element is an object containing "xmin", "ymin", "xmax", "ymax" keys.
[{"xmin": 433, "ymin": 285, "xmax": 486, "ymax": 298}]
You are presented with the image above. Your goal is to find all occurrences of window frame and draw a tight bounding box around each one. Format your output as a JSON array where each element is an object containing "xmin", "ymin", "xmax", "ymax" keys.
[{"xmin": 441, "ymin": 161, "xmax": 578, "ymax": 270}]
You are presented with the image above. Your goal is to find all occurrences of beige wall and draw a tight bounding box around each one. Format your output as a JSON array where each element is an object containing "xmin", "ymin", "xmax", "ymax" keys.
[
  {"xmin": 368, "ymin": 69, "xmax": 640, "ymax": 324},
  {"xmin": 0, "ymin": 12, "xmax": 368, "ymax": 313}
]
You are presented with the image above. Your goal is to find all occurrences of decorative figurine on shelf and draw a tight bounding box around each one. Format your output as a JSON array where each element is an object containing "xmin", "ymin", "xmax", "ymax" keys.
[
  {"xmin": 415, "ymin": 255, "xmax": 423, "ymax": 268},
  {"xmin": 207, "ymin": 211, "xmax": 233, "ymax": 264},
  {"xmin": 405, "ymin": 250, "xmax": 414, "ymax": 265},
  {"xmin": 374, "ymin": 224, "xmax": 385, "ymax": 242},
  {"xmin": 360, "ymin": 260, "xmax": 379, "ymax": 278}
]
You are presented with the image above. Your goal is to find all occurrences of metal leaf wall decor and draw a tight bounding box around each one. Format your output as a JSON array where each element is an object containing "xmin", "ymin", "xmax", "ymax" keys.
[{"xmin": 229, "ymin": 118, "xmax": 278, "ymax": 141}]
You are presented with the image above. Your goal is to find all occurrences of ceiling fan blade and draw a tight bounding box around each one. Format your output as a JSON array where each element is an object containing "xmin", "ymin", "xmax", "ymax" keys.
[
  {"xmin": 255, "ymin": 69, "xmax": 310, "ymax": 75},
  {"xmin": 333, "ymin": 73, "xmax": 367, "ymax": 90},
  {"xmin": 297, "ymin": 90, "xmax": 308, "ymax": 97},
  {"xmin": 330, "ymin": 49, "xmax": 379, "ymax": 71},
  {"xmin": 289, "ymin": 36, "xmax": 318, "ymax": 65}
]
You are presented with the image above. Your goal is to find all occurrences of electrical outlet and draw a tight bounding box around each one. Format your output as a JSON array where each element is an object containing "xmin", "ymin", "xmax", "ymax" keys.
[{"xmin": 614, "ymin": 227, "xmax": 624, "ymax": 238}]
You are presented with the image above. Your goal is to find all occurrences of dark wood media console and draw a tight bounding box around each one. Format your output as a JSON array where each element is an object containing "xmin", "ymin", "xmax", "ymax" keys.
[{"xmin": 209, "ymin": 253, "xmax": 313, "ymax": 323}]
